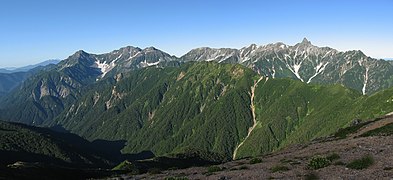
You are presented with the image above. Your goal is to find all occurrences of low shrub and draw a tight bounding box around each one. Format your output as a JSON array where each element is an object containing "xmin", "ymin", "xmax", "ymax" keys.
[
  {"xmin": 165, "ymin": 177, "xmax": 189, "ymax": 180},
  {"xmin": 249, "ymin": 158, "xmax": 262, "ymax": 164},
  {"xmin": 308, "ymin": 156, "xmax": 330, "ymax": 170},
  {"xmin": 333, "ymin": 161, "xmax": 345, "ymax": 166},
  {"xmin": 383, "ymin": 167, "xmax": 393, "ymax": 171},
  {"xmin": 326, "ymin": 153, "xmax": 340, "ymax": 161},
  {"xmin": 239, "ymin": 165, "xmax": 249, "ymax": 170},
  {"xmin": 346, "ymin": 155, "xmax": 374, "ymax": 170},
  {"xmin": 304, "ymin": 172, "xmax": 319, "ymax": 180},
  {"xmin": 280, "ymin": 158, "xmax": 301, "ymax": 165},
  {"xmin": 112, "ymin": 160, "xmax": 140, "ymax": 174},
  {"xmin": 334, "ymin": 121, "xmax": 370, "ymax": 139},
  {"xmin": 360, "ymin": 123, "xmax": 393, "ymax": 137},
  {"xmin": 270, "ymin": 165, "xmax": 290, "ymax": 173},
  {"xmin": 207, "ymin": 165, "xmax": 223, "ymax": 173},
  {"xmin": 148, "ymin": 168, "xmax": 162, "ymax": 174}
]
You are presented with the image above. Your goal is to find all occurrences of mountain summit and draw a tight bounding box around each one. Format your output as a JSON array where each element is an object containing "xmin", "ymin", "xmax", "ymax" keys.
[
  {"xmin": 1, "ymin": 38, "xmax": 392, "ymax": 102},
  {"xmin": 301, "ymin": 37, "xmax": 311, "ymax": 45},
  {"xmin": 182, "ymin": 38, "xmax": 393, "ymax": 94},
  {"xmin": 1, "ymin": 39, "xmax": 393, "ymax": 102}
]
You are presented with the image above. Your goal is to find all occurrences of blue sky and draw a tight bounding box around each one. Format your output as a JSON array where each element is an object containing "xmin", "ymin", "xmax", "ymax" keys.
[{"xmin": 0, "ymin": 0, "xmax": 392, "ymax": 67}]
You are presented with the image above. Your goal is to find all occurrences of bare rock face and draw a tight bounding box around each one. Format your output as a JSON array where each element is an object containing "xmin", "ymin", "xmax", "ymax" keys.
[{"xmin": 181, "ymin": 38, "xmax": 393, "ymax": 94}]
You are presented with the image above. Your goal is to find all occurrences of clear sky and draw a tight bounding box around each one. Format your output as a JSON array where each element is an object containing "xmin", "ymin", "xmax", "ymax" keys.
[{"xmin": 0, "ymin": 0, "xmax": 392, "ymax": 67}]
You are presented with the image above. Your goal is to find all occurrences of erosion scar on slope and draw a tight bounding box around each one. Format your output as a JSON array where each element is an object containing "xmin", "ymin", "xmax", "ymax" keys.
[{"xmin": 232, "ymin": 76, "xmax": 266, "ymax": 160}]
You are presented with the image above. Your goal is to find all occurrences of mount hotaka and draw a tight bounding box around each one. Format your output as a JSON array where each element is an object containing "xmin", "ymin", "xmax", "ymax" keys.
[{"xmin": 1, "ymin": 39, "xmax": 393, "ymax": 161}]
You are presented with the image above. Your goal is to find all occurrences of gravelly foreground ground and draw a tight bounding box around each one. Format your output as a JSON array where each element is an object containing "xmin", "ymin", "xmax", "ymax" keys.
[{"xmin": 117, "ymin": 116, "xmax": 393, "ymax": 180}]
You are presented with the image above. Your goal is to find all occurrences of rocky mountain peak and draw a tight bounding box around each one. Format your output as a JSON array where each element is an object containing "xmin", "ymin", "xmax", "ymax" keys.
[
  {"xmin": 301, "ymin": 37, "xmax": 311, "ymax": 45},
  {"xmin": 118, "ymin": 46, "xmax": 140, "ymax": 52},
  {"xmin": 112, "ymin": 46, "xmax": 142, "ymax": 58},
  {"xmin": 293, "ymin": 37, "xmax": 316, "ymax": 52},
  {"xmin": 72, "ymin": 50, "xmax": 88, "ymax": 57},
  {"xmin": 65, "ymin": 50, "xmax": 92, "ymax": 63},
  {"xmin": 144, "ymin": 46, "xmax": 158, "ymax": 52},
  {"xmin": 249, "ymin": 44, "xmax": 258, "ymax": 49}
]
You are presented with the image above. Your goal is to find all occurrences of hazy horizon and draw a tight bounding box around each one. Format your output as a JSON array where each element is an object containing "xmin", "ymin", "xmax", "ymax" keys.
[{"xmin": 0, "ymin": 0, "xmax": 392, "ymax": 67}]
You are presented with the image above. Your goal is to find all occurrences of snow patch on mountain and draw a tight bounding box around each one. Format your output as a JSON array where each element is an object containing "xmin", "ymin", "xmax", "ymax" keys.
[
  {"xmin": 113, "ymin": 54, "xmax": 123, "ymax": 61},
  {"xmin": 271, "ymin": 65, "xmax": 276, "ymax": 78},
  {"xmin": 129, "ymin": 51, "xmax": 142, "ymax": 60},
  {"xmin": 241, "ymin": 57, "xmax": 251, "ymax": 63},
  {"xmin": 307, "ymin": 62, "xmax": 329, "ymax": 83},
  {"xmin": 286, "ymin": 62, "xmax": 304, "ymax": 82},
  {"xmin": 293, "ymin": 64, "xmax": 303, "ymax": 82},
  {"xmin": 94, "ymin": 60, "xmax": 117, "ymax": 78},
  {"xmin": 147, "ymin": 61, "xmax": 160, "ymax": 66},
  {"xmin": 218, "ymin": 53, "xmax": 236, "ymax": 63},
  {"xmin": 140, "ymin": 59, "xmax": 160, "ymax": 67},
  {"xmin": 362, "ymin": 67, "xmax": 369, "ymax": 95}
]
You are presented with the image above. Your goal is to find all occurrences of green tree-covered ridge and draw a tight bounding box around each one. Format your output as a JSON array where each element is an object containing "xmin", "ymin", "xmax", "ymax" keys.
[
  {"xmin": 42, "ymin": 62, "xmax": 393, "ymax": 160},
  {"xmin": 0, "ymin": 120, "xmax": 111, "ymax": 167},
  {"xmin": 2, "ymin": 40, "xmax": 393, "ymax": 127},
  {"xmin": 2, "ymin": 50, "xmax": 393, "ymax": 160}
]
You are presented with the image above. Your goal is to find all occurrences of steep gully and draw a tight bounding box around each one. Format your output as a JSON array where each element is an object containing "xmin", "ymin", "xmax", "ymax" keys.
[{"xmin": 232, "ymin": 76, "xmax": 266, "ymax": 160}]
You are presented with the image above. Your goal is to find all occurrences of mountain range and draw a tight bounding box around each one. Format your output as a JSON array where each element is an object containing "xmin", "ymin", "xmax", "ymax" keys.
[
  {"xmin": 0, "ymin": 60, "xmax": 60, "ymax": 97},
  {"xmin": 1, "ymin": 39, "xmax": 393, "ymax": 178},
  {"xmin": 14, "ymin": 38, "xmax": 392, "ymax": 94},
  {"xmin": 76, "ymin": 39, "xmax": 393, "ymax": 95},
  {"xmin": 0, "ymin": 59, "xmax": 60, "ymax": 73},
  {"xmin": 181, "ymin": 38, "xmax": 393, "ymax": 95},
  {"xmin": 1, "ymin": 39, "xmax": 392, "ymax": 99}
]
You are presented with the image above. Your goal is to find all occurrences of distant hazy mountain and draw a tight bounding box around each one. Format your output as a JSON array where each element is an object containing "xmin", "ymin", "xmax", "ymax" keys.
[
  {"xmin": 0, "ymin": 61, "xmax": 58, "ymax": 98},
  {"xmin": 0, "ymin": 72, "xmax": 31, "ymax": 97},
  {"xmin": 0, "ymin": 59, "xmax": 60, "ymax": 73},
  {"xmin": 0, "ymin": 60, "xmax": 60, "ymax": 96}
]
